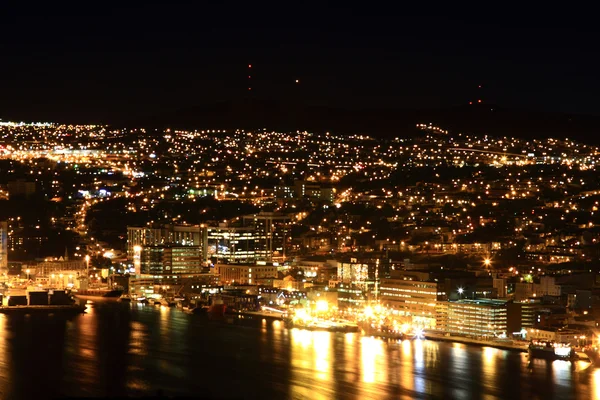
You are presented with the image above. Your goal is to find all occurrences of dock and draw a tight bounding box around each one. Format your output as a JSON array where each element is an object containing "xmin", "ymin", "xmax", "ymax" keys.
[
  {"xmin": 229, "ymin": 311, "xmax": 285, "ymax": 321},
  {"xmin": 424, "ymin": 332, "xmax": 529, "ymax": 352},
  {"xmin": 0, "ymin": 305, "xmax": 86, "ymax": 315}
]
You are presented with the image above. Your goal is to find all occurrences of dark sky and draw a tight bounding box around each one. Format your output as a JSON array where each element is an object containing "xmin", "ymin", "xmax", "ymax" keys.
[{"xmin": 0, "ymin": 3, "xmax": 599, "ymax": 123}]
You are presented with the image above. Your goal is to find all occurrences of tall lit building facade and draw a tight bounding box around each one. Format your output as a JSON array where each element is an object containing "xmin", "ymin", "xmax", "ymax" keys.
[
  {"xmin": 446, "ymin": 299, "xmax": 508, "ymax": 338},
  {"xmin": 129, "ymin": 216, "xmax": 290, "ymax": 264},
  {"xmin": 140, "ymin": 245, "xmax": 202, "ymax": 276},
  {"xmin": 380, "ymin": 278, "xmax": 445, "ymax": 329},
  {"xmin": 127, "ymin": 225, "xmax": 201, "ymax": 260},
  {"xmin": 241, "ymin": 212, "xmax": 289, "ymax": 261}
]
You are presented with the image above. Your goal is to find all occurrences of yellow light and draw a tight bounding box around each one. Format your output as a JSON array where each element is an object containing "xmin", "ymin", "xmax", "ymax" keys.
[
  {"xmin": 364, "ymin": 306, "xmax": 374, "ymax": 318},
  {"xmin": 294, "ymin": 308, "xmax": 311, "ymax": 323},
  {"xmin": 316, "ymin": 300, "xmax": 329, "ymax": 313}
]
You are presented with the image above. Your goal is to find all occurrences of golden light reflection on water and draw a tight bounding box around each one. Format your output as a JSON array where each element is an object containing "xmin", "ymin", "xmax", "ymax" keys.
[
  {"xmin": 414, "ymin": 339, "xmax": 424, "ymax": 369},
  {"xmin": 74, "ymin": 304, "xmax": 100, "ymax": 388},
  {"xmin": 360, "ymin": 336, "xmax": 382, "ymax": 383},
  {"xmin": 313, "ymin": 331, "xmax": 331, "ymax": 380},
  {"xmin": 400, "ymin": 340, "xmax": 414, "ymax": 393},
  {"xmin": 0, "ymin": 315, "xmax": 9, "ymax": 386},
  {"xmin": 290, "ymin": 329, "xmax": 334, "ymax": 400},
  {"xmin": 481, "ymin": 346, "xmax": 499, "ymax": 395},
  {"xmin": 552, "ymin": 359, "xmax": 572, "ymax": 385},
  {"xmin": 129, "ymin": 321, "xmax": 149, "ymax": 356},
  {"xmin": 593, "ymin": 369, "xmax": 600, "ymax": 400}
]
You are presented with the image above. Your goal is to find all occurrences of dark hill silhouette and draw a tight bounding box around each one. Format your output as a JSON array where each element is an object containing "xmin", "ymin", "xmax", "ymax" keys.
[{"xmin": 127, "ymin": 99, "xmax": 600, "ymax": 142}]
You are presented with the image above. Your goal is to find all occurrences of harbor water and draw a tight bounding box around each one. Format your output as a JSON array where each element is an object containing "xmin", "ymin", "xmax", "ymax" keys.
[{"xmin": 0, "ymin": 302, "xmax": 597, "ymax": 399}]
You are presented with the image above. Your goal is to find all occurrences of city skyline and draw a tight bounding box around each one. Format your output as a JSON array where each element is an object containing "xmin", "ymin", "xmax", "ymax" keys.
[{"xmin": 1, "ymin": 4, "xmax": 600, "ymax": 399}]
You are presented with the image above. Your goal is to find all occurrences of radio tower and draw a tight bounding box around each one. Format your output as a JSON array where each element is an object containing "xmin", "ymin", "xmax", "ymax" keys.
[
  {"xmin": 469, "ymin": 84, "xmax": 484, "ymax": 105},
  {"xmin": 248, "ymin": 64, "xmax": 252, "ymax": 91}
]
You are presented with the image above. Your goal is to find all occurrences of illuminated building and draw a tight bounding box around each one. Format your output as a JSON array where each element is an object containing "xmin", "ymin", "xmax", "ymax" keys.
[
  {"xmin": 129, "ymin": 217, "xmax": 288, "ymax": 263},
  {"xmin": 336, "ymin": 284, "xmax": 366, "ymax": 308},
  {"xmin": 274, "ymin": 185, "xmax": 294, "ymax": 199},
  {"xmin": 215, "ymin": 263, "xmax": 278, "ymax": 285},
  {"xmin": 380, "ymin": 278, "xmax": 445, "ymax": 329},
  {"xmin": 140, "ymin": 245, "xmax": 202, "ymax": 275},
  {"xmin": 446, "ymin": 299, "xmax": 508, "ymax": 338},
  {"xmin": 293, "ymin": 180, "xmax": 336, "ymax": 203},
  {"xmin": 206, "ymin": 225, "xmax": 264, "ymax": 263},
  {"xmin": 241, "ymin": 212, "xmax": 289, "ymax": 261},
  {"xmin": 127, "ymin": 225, "xmax": 202, "ymax": 260},
  {"xmin": 337, "ymin": 258, "xmax": 378, "ymax": 291}
]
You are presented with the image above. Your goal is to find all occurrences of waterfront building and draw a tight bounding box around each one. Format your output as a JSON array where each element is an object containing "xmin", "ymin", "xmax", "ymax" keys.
[
  {"xmin": 336, "ymin": 284, "xmax": 366, "ymax": 308},
  {"xmin": 337, "ymin": 258, "xmax": 377, "ymax": 292},
  {"xmin": 380, "ymin": 277, "xmax": 445, "ymax": 329},
  {"xmin": 446, "ymin": 299, "xmax": 508, "ymax": 338},
  {"xmin": 36, "ymin": 258, "xmax": 85, "ymax": 275}
]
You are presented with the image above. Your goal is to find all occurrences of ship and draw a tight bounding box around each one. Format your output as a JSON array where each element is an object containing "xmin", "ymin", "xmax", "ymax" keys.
[
  {"xmin": 361, "ymin": 323, "xmax": 405, "ymax": 340},
  {"xmin": 286, "ymin": 319, "xmax": 360, "ymax": 333},
  {"xmin": 0, "ymin": 289, "xmax": 86, "ymax": 315},
  {"xmin": 118, "ymin": 294, "xmax": 132, "ymax": 302},
  {"xmin": 528, "ymin": 341, "xmax": 579, "ymax": 361},
  {"xmin": 74, "ymin": 289, "xmax": 124, "ymax": 302}
]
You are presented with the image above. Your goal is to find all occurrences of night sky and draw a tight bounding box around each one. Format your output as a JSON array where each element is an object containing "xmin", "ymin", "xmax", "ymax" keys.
[{"xmin": 1, "ymin": 3, "xmax": 598, "ymax": 123}]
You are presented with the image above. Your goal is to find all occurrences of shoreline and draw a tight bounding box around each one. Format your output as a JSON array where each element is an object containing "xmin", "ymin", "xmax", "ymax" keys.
[
  {"xmin": 423, "ymin": 332, "xmax": 528, "ymax": 352},
  {"xmin": 221, "ymin": 310, "xmax": 530, "ymax": 352}
]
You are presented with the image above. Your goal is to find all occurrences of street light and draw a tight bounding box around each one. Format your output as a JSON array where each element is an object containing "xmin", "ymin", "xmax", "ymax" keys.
[
  {"xmin": 483, "ymin": 258, "xmax": 491, "ymax": 267},
  {"xmin": 26, "ymin": 269, "xmax": 30, "ymax": 281},
  {"xmin": 458, "ymin": 287, "xmax": 464, "ymax": 299}
]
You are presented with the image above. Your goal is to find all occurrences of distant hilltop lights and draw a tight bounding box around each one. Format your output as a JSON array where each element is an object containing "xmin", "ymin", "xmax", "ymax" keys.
[
  {"xmin": 0, "ymin": 120, "xmax": 54, "ymax": 127},
  {"xmin": 416, "ymin": 123, "xmax": 448, "ymax": 134}
]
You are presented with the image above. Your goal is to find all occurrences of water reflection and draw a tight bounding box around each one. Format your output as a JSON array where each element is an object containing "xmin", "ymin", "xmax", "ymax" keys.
[
  {"xmin": 360, "ymin": 336, "xmax": 383, "ymax": 383},
  {"xmin": 593, "ymin": 369, "xmax": 600, "ymax": 399},
  {"xmin": 0, "ymin": 305, "xmax": 595, "ymax": 399}
]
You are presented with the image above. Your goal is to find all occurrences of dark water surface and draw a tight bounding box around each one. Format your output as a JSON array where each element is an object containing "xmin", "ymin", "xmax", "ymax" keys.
[{"xmin": 0, "ymin": 302, "xmax": 598, "ymax": 399}]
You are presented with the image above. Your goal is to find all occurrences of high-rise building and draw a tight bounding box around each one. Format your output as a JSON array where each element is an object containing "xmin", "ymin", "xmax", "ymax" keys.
[
  {"xmin": 140, "ymin": 245, "xmax": 202, "ymax": 276},
  {"xmin": 129, "ymin": 216, "xmax": 289, "ymax": 263},
  {"xmin": 127, "ymin": 225, "xmax": 202, "ymax": 260}
]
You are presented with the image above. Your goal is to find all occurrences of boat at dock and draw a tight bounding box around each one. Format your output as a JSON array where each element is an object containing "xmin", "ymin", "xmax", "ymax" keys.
[
  {"xmin": 118, "ymin": 294, "xmax": 132, "ymax": 302},
  {"xmin": 0, "ymin": 304, "xmax": 86, "ymax": 315},
  {"xmin": 361, "ymin": 324, "xmax": 405, "ymax": 340},
  {"xmin": 528, "ymin": 341, "xmax": 581, "ymax": 361},
  {"xmin": 286, "ymin": 319, "xmax": 360, "ymax": 333},
  {"xmin": 74, "ymin": 289, "xmax": 123, "ymax": 302}
]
